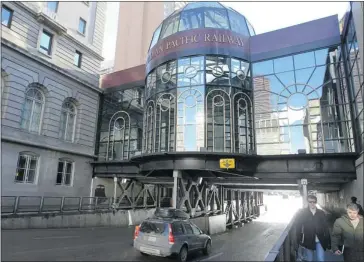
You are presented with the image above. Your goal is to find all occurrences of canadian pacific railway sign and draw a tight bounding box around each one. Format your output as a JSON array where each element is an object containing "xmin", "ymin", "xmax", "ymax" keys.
[{"xmin": 146, "ymin": 28, "xmax": 249, "ymax": 67}]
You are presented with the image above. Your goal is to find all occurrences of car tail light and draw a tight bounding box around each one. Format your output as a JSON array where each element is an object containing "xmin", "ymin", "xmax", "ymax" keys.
[
  {"xmin": 168, "ymin": 224, "xmax": 174, "ymax": 244},
  {"xmin": 134, "ymin": 225, "xmax": 140, "ymax": 240}
]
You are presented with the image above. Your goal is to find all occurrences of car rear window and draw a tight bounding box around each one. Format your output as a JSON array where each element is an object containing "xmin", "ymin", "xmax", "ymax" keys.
[{"xmin": 140, "ymin": 221, "xmax": 165, "ymax": 234}]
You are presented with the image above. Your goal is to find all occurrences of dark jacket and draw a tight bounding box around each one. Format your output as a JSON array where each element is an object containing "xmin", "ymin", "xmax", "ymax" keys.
[
  {"xmin": 295, "ymin": 208, "xmax": 331, "ymax": 251},
  {"xmin": 355, "ymin": 203, "xmax": 364, "ymax": 217},
  {"xmin": 331, "ymin": 215, "xmax": 364, "ymax": 252}
]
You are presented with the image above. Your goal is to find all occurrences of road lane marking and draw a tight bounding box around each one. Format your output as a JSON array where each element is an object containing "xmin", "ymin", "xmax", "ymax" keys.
[{"xmin": 32, "ymin": 236, "xmax": 80, "ymax": 240}]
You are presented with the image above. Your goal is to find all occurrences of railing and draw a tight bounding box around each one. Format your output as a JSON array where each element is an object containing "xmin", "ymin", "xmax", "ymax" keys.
[
  {"xmin": 264, "ymin": 210, "xmax": 299, "ymax": 262},
  {"xmin": 1, "ymin": 196, "xmax": 157, "ymax": 216}
]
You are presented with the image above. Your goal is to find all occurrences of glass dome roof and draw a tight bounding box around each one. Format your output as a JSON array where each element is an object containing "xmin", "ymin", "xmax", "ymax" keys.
[{"xmin": 149, "ymin": 1, "xmax": 256, "ymax": 49}]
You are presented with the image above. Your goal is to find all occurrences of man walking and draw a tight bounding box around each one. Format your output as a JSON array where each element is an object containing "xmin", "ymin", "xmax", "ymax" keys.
[
  {"xmin": 295, "ymin": 195, "xmax": 331, "ymax": 261},
  {"xmin": 350, "ymin": 197, "xmax": 364, "ymax": 217}
]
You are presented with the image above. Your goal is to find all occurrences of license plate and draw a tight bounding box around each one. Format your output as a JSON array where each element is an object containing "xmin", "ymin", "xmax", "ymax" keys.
[
  {"xmin": 140, "ymin": 246, "xmax": 160, "ymax": 255},
  {"xmin": 148, "ymin": 236, "xmax": 156, "ymax": 242}
]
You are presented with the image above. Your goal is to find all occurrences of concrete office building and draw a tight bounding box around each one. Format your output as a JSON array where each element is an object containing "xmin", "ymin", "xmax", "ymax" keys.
[
  {"xmin": 1, "ymin": 1, "xmax": 106, "ymax": 196},
  {"xmin": 97, "ymin": 1, "xmax": 363, "ymax": 211},
  {"xmin": 113, "ymin": 1, "xmax": 187, "ymax": 72}
]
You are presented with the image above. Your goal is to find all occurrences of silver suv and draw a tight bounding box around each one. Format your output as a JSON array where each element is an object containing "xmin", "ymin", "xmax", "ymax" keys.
[{"xmin": 133, "ymin": 209, "xmax": 212, "ymax": 262}]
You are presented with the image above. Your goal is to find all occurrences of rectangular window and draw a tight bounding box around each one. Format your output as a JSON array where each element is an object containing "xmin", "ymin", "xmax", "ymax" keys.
[
  {"xmin": 39, "ymin": 30, "xmax": 53, "ymax": 55},
  {"xmin": 15, "ymin": 153, "xmax": 38, "ymax": 183},
  {"xmin": 1, "ymin": 5, "xmax": 13, "ymax": 28},
  {"xmin": 78, "ymin": 18, "xmax": 86, "ymax": 35},
  {"xmin": 74, "ymin": 51, "xmax": 82, "ymax": 67},
  {"xmin": 47, "ymin": 2, "xmax": 58, "ymax": 13},
  {"xmin": 56, "ymin": 160, "xmax": 73, "ymax": 186}
]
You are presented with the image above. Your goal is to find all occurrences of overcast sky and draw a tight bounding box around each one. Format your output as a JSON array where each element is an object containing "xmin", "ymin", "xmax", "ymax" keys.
[{"xmin": 102, "ymin": 1, "xmax": 349, "ymax": 64}]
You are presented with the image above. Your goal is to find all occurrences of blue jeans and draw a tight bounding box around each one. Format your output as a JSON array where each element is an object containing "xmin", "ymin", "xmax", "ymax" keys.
[{"xmin": 304, "ymin": 242, "xmax": 325, "ymax": 262}]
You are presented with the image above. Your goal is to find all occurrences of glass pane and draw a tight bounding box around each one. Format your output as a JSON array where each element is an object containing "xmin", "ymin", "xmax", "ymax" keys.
[
  {"xmin": 179, "ymin": 10, "xmax": 203, "ymax": 31},
  {"xmin": 294, "ymin": 51, "xmax": 315, "ymax": 69},
  {"xmin": 253, "ymin": 60, "xmax": 274, "ymax": 76},
  {"xmin": 274, "ymin": 56, "xmax": 293, "ymax": 73},
  {"xmin": 40, "ymin": 31, "xmax": 52, "ymax": 51},
  {"xmin": 1, "ymin": 6, "xmax": 11, "ymax": 27},
  {"xmin": 57, "ymin": 161, "xmax": 64, "ymax": 173},
  {"xmin": 47, "ymin": 2, "xmax": 58, "ymax": 12},
  {"xmin": 183, "ymin": 223, "xmax": 193, "ymax": 234},
  {"xmin": 184, "ymin": 2, "xmax": 223, "ymax": 10},
  {"xmin": 64, "ymin": 173, "xmax": 71, "ymax": 185},
  {"xmin": 184, "ymin": 125, "xmax": 196, "ymax": 151},
  {"xmin": 26, "ymin": 170, "xmax": 35, "ymax": 183},
  {"xmin": 56, "ymin": 172, "xmax": 63, "ymax": 184},
  {"xmin": 204, "ymin": 9, "xmax": 229, "ymax": 29},
  {"xmin": 295, "ymin": 68, "xmax": 315, "ymax": 86},
  {"xmin": 315, "ymin": 49, "xmax": 329, "ymax": 65},
  {"xmin": 160, "ymin": 15, "xmax": 179, "ymax": 39},
  {"xmin": 21, "ymin": 99, "xmax": 33, "ymax": 130},
  {"xmin": 66, "ymin": 114, "xmax": 75, "ymax": 141},
  {"xmin": 150, "ymin": 24, "xmax": 162, "ymax": 48},
  {"xmin": 30, "ymin": 102, "xmax": 42, "ymax": 133},
  {"xmin": 18, "ymin": 155, "xmax": 27, "ymax": 168},
  {"xmin": 228, "ymin": 10, "xmax": 249, "ymax": 36},
  {"xmin": 15, "ymin": 169, "xmax": 25, "ymax": 182},
  {"xmin": 29, "ymin": 157, "xmax": 37, "ymax": 170},
  {"xmin": 74, "ymin": 52, "xmax": 80, "ymax": 66},
  {"xmin": 247, "ymin": 21, "xmax": 255, "ymax": 36},
  {"xmin": 66, "ymin": 162, "xmax": 73, "ymax": 174},
  {"xmin": 78, "ymin": 19, "xmax": 86, "ymax": 34},
  {"xmin": 59, "ymin": 111, "xmax": 67, "ymax": 139}
]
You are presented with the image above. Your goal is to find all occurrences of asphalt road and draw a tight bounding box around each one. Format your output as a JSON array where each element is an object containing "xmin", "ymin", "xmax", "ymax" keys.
[
  {"xmin": 2, "ymin": 197, "xmax": 342, "ymax": 261},
  {"xmin": 2, "ymin": 217, "xmax": 287, "ymax": 261}
]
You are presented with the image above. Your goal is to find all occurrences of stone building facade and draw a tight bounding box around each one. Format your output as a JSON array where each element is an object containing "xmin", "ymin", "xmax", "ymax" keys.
[{"xmin": 1, "ymin": 1, "xmax": 106, "ymax": 196}]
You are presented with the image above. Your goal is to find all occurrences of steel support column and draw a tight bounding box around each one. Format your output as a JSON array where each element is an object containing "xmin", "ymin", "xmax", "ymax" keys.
[
  {"xmin": 172, "ymin": 170, "xmax": 181, "ymax": 208},
  {"xmin": 113, "ymin": 177, "xmax": 117, "ymax": 205},
  {"xmin": 235, "ymin": 190, "xmax": 242, "ymax": 226},
  {"xmin": 220, "ymin": 185, "xmax": 224, "ymax": 213},
  {"xmin": 301, "ymin": 179, "xmax": 308, "ymax": 208}
]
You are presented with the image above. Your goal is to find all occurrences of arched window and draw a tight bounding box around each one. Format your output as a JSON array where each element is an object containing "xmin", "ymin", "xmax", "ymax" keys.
[
  {"xmin": 56, "ymin": 158, "xmax": 74, "ymax": 186},
  {"xmin": 15, "ymin": 152, "xmax": 39, "ymax": 184},
  {"xmin": 106, "ymin": 111, "xmax": 131, "ymax": 160},
  {"xmin": 20, "ymin": 86, "xmax": 45, "ymax": 133},
  {"xmin": 233, "ymin": 92, "xmax": 254, "ymax": 153},
  {"xmin": 155, "ymin": 93, "xmax": 175, "ymax": 152},
  {"xmin": 206, "ymin": 89, "xmax": 232, "ymax": 152},
  {"xmin": 176, "ymin": 88, "xmax": 204, "ymax": 151},
  {"xmin": 60, "ymin": 100, "xmax": 77, "ymax": 142}
]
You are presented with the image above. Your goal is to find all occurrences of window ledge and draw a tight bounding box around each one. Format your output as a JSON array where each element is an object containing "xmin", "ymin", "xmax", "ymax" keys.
[
  {"xmin": 38, "ymin": 49, "xmax": 52, "ymax": 59},
  {"xmin": 14, "ymin": 181, "xmax": 37, "ymax": 185},
  {"xmin": 77, "ymin": 31, "xmax": 86, "ymax": 37},
  {"xmin": 55, "ymin": 184, "xmax": 73, "ymax": 187},
  {"xmin": 36, "ymin": 12, "xmax": 67, "ymax": 35}
]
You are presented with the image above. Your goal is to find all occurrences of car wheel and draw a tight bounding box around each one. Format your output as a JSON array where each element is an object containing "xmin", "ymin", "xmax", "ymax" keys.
[
  {"xmin": 140, "ymin": 252, "xmax": 148, "ymax": 256},
  {"xmin": 178, "ymin": 245, "xmax": 188, "ymax": 262},
  {"xmin": 203, "ymin": 240, "xmax": 212, "ymax": 255}
]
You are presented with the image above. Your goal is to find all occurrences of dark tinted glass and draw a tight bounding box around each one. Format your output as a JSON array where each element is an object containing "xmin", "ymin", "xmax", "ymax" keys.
[
  {"xmin": 172, "ymin": 222, "xmax": 184, "ymax": 235},
  {"xmin": 183, "ymin": 223, "xmax": 193, "ymax": 234},
  {"xmin": 140, "ymin": 221, "xmax": 165, "ymax": 234}
]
